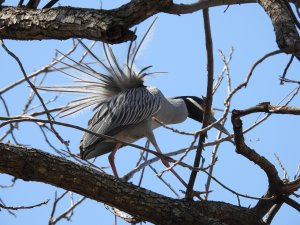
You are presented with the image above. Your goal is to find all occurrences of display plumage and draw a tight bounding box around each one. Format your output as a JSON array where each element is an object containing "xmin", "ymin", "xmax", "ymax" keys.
[{"xmin": 40, "ymin": 20, "xmax": 230, "ymax": 185}]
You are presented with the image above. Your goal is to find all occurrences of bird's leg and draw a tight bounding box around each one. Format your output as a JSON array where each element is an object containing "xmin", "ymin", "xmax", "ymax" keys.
[
  {"xmin": 145, "ymin": 131, "xmax": 188, "ymax": 187},
  {"xmin": 146, "ymin": 130, "xmax": 203, "ymax": 200},
  {"xmin": 152, "ymin": 141, "xmax": 188, "ymax": 187},
  {"xmin": 108, "ymin": 143, "xmax": 121, "ymax": 178}
]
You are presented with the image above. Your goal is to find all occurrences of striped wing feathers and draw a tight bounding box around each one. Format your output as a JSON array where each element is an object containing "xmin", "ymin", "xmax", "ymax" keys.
[{"xmin": 81, "ymin": 86, "xmax": 162, "ymax": 149}]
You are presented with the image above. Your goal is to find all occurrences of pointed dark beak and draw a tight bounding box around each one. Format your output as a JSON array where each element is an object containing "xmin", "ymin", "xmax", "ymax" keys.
[{"xmin": 208, "ymin": 116, "xmax": 230, "ymax": 136}]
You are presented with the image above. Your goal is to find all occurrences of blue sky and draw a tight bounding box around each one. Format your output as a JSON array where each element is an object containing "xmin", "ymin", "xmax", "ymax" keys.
[{"xmin": 1, "ymin": 1, "xmax": 299, "ymax": 224}]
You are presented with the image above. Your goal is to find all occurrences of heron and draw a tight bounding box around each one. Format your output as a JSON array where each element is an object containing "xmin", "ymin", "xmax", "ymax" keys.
[{"xmin": 43, "ymin": 21, "xmax": 230, "ymax": 188}]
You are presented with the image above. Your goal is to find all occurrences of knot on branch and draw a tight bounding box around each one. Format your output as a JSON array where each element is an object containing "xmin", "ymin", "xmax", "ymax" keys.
[{"xmin": 231, "ymin": 110, "xmax": 242, "ymax": 128}]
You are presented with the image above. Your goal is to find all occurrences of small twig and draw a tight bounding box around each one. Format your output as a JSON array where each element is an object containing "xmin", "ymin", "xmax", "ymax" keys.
[
  {"xmin": 51, "ymin": 197, "xmax": 86, "ymax": 224},
  {"xmin": 274, "ymin": 153, "xmax": 289, "ymax": 180},
  {"xmin": 78, "ymin": 41, "xmax": 97, "ymax": 63},
  {"xmin": 0, "ymin": 198, "xmax": 16, "ymax": 217},
  {"xmin": 137, "ymin": 141, "xmax": 149, "ymax": 187},
  {"xmin": 254, "ymin": 85, "xmax": 300, "ymax": 124},
  {"xmin": 225, "ymin": 50, "xmax": 283, "ymax": 102},
  {"xmin": 236, "ymin": 195, "xmax": 241, "ymax": 207},
  {"xmin": 0, "ymin": 199, "xmax": 49, "ymax": 210},
  {"xmin": 158, "ymin": 135, "xmax": 198, "ymax": 178},
  {"xmin": 201, "ymin": 169, "xmax": 277, "ymax": 201},
  {"xmin": 279, "ymin": 55, "xmax": 294, "ymax": 85},
  {"xmin": 0, "ymin": 42, "xmax": 78, "ymax": 95},
  {"xmin": 140, "ymin": 143, "xmax": 180, "ymax": 198},
  {"xmin": 27, "ymin": 96, "xmax": 59, "ymax": 113},
  {"xmin": 0, "ymin": 116, "xmax": 199, "ymax": 171},
  {"xmin": 0, "ymin": 95, "xmax": 19, "ymax": 144},
  {"xmin": 295, "ymin": 164, "xmax": 300, "ymax": 180},
  {"xmin": 0, "ymin": 40, "xmax": 67, "ymax": 145},
  {"xmin": 49, "ymin": 191, "xmax": 69, "ymax": 225},
  {"xmin": 204, "ymin": 48, "xmax": 234, "ymax": 200},
  {"xmin": 153, "ymin": 118, "xmax": 195, "ymax": 136},
  {"xmin": 223, "ymin": 5, "xmax": 230, "ymax": 13},
  {"xmin": 280, "ymin": 77, "xmax": 300, "ymax": 84},
  {"xmin": 39, "ymin": 125, "xmax": 64, "ymax": 155},
  {"xmin": 0, "ymin": 177, "xmax": 17, "ymax": 188},
  {"xmin": 203, "ymin": 119, "xmax": 226, "ymax": 200}
]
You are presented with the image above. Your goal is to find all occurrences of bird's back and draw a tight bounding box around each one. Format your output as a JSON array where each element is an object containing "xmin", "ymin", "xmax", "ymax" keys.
[{"xmin": 80, "ymin": 86, "xmax": 162, "ymax": 159}]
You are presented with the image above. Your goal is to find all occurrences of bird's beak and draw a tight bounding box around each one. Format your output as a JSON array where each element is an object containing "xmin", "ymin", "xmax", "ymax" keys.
[{"xmin": 208, "ymin": 116, "xmax": 230, "ymax": 136}]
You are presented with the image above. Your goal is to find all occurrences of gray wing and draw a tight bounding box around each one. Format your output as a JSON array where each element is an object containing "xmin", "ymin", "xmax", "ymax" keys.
[{"xmin": 80, "ymin": 86, "xmax": 162, "ymax": 150}]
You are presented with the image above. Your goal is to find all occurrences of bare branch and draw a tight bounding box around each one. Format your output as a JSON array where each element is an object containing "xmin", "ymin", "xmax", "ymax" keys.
[
  {"xmin": 231, "ymin": 107, "xmax": 282, "ymax": 192},
  {"xmin": 281, "ymin": 195, "xmax": 300, "ymax": 212},
  {"xmin": 279, "ymin": 55, "xmax": 295, "ymax": 85},
  {"xmin": 43, "ymin": 0, "xmax": 60, "ymax": 9},
  {"xmin": 258, "ymin": 0, "xmax": 300, "ymax": 57},
  {"xmin": 281, "ymin": 177, "xmax": 300, "ymax": 194},
  {"xmin": 0, "ymin": 142, "xmax": 265, "ymax": 225},
  {"xmin": 0, "ymin": 42, "xmax": 78, "ymax": 95},
  {"xmin": 1, "ymin": 40, "xmax": 67, "ymax": 145},
  {"xmin": 186, "ymin": 8, "xmax": 214, "ymax": 200},
  {"xmin": 0, "ymin": 199, "xmax": 49, "ymax": 210},
  {"xmin": 0, "ymin": 0, "xmax": 298, "ymax": 56},
  {"xmin": 0, "ymin": 116, "xmax": 204, "ymax": 172},
  {"xmin": 51, "ymin": 196, "xmax": 86, "ymax": 225}
]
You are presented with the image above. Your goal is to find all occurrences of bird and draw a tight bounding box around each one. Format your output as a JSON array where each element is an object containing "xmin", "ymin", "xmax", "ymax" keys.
[{"xmin": 42, "ymin": 21, "xmax": 230, "ymax": 187}]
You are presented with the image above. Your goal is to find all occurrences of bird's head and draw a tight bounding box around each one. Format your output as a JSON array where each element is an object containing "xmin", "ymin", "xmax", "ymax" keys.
[{"xmin": 174, "ymin": 96, "xmax": 230, "ymax": 135}]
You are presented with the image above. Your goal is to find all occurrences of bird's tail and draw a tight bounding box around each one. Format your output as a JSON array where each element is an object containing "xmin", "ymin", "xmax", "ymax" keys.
[{"xmin": 38, "ymin": 19, "xmax": 158, "ymax": 117}]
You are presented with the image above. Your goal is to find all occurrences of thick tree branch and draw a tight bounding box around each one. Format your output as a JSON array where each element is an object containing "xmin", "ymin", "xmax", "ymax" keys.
[
  {"xmin": 0, "ymin": 143, "xmax": 265, "ymax": 225},
  {"xmin": 231, "ymin": 108, "xmax": 282, "ymax": 194},
  {"xmin": 258, "ymin": 0, "xmax": 300, "ymax": 57},
  {"xmin": 0, "ymin": 0, "xmax": 299, "ymax": 54},
  {"xmin": 0, "ymin": 0, "xmax": 171, "ymax": 44},
  {"xmin": 280, "ymin": 195, "xmax": 300, "ymax": 212},
  {"xmin": 231, "ymin": 103, "xmax": 300, "ymax": 218}
]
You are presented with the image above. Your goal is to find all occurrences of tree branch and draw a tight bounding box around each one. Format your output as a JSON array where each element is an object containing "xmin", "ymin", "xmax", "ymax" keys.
[
  {"xmin": 258, "ymin": 0, "xmax": 300, "ymax": 57},
  {"xmin": 0, "ymin": 0, "xmax": 299, "ymax": 56},
  {"xmin": 186, "ymin": 8, "xmax": 214, "ymax": 200},
  {"xmin": 231, "ymin": 103, "xmax": 300, "ymax": 218},
  {"xmin": 0, "ymin": 143, "xmax": 265, "ymax": 225},
  {"xmin": 231, "ymin": 107, "xmax": 282, "ymax": 193},
  {"xmin": 0, "ymin": 0, "xmax": 171, "ymax": 43}
]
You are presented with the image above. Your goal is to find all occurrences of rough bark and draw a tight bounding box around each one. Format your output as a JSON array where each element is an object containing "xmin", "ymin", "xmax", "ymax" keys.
[
  {"xmin": 0, "ymin": 0, "xmax": 299, "ymax": 56},
  {"xmin": 0, "ymin": 143, "xmax": 265, "ymax": 225},
  {"xmin": 258, "ymin": 0, "xmax": 300, "ymax": 57},
  {"xmin": 0, "ymin": 0, "xmax": 171, "ymax": 44}
]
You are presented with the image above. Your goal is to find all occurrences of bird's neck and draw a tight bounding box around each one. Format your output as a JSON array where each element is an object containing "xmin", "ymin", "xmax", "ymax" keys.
[{"xmin": 154, "ymin": 97, "xmax": 188, "ymax": 125}]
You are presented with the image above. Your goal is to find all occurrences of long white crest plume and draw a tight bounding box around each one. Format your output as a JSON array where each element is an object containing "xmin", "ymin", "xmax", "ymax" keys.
[{"xmin": 40, "ymin": 19, "xmax": 157, "ymax": 117}]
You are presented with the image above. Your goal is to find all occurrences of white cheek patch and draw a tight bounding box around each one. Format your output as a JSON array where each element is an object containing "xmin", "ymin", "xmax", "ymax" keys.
[
  {"xmin": 187, "ymin": 97, "xmax": 215, "ymax": 116},
  {"xmin": 186, "ymin": 97, "xmax": 204, "ymax": 111}
]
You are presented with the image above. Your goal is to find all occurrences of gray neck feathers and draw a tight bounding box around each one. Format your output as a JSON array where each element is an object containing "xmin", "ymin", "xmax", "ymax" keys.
[{"xmin": 153, "ymin": 97, "xmax": 188, "ymax": 127}]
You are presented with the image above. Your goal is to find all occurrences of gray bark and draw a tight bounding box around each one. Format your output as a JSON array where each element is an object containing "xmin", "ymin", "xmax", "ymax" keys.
[
  {"xmin": 0, "ymin": 143, "xmax": 265, "ymax": 225},
  {"xmin": 0, "ymin": 0, "xmax": 299, "ymax": 57}
]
